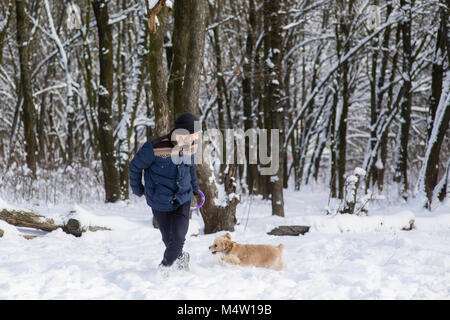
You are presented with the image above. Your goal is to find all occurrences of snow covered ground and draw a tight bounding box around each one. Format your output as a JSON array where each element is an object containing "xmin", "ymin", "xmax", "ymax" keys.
[{"xmin": 0, "ymin": 186, "xmax": 449, "ymax": 300}]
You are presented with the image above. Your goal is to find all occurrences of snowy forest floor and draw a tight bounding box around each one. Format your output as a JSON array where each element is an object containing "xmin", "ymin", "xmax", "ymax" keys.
[{"xmin": 0, "ymin": 185, "xmax": 449, "ymax": 299}]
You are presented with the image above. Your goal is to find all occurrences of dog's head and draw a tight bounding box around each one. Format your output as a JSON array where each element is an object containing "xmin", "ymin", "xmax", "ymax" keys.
[{"xmin": 209, "ymin": 233, "xmax": 234, "ymax": 255}]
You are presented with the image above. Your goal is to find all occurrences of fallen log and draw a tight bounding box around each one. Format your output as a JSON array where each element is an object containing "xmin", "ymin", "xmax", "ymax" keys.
[
  {"xmin": 0, "ymin": 209, "xmax": 110, "ymax": 238},
  {"xmin": 267, "ymin": 225, "xmax": 311, "ymax": 236},
  {"xmin": 0, "ymin": 209, "xmax": 58, "ymax": 232}
]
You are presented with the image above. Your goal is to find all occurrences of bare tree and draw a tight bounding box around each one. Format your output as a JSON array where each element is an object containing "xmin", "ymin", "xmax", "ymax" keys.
[
  {"xmin": 393, "ymin": 0, "xmax": 413, "ymax": 200},
  {"xmin": 92, "ymin": 0, "xmax": 121, "ymax": 202},
  {"xmin": 15, "ymin": 0, "xmax": 37, "ymax": 178},
  {"xmin": 263, "ymin": 0, "xmax": 284, "ymax": 216},
  {"xmin": 418, "ymin": 0, "xmax": 450, "ymax": 208}
]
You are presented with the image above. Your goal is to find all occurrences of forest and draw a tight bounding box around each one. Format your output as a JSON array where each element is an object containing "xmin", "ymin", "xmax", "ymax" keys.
[{"xmin": 0, "ymin": 0, "xmax": 449, "ymax": 234}]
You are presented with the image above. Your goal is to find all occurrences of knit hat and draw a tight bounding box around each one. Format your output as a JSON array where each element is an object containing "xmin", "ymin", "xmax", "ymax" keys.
[{"xmin": 173, "ymin": 113, "xmax": 200, "ymax": 134}]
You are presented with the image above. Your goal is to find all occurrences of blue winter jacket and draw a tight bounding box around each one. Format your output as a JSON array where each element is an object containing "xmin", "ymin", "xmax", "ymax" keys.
[{"xmin": 129, "ymin": 138, "xmax": 199, "ymax": 212}]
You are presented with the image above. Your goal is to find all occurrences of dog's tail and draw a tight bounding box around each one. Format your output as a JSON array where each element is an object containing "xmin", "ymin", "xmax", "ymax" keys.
[{"xmin": 277, "ymin": 244, "xmax": 284, "ymax": 251}]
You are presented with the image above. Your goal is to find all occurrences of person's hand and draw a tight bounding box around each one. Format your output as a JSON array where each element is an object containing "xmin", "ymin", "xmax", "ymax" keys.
[{"xmin": 133, "ymin": 185, "xmax": 145, "ymax": 197}]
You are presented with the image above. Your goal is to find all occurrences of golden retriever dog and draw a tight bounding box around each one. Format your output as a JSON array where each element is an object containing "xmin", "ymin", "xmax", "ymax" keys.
[{"xmin": 209, "ymin": 233, "xmax": 284, "ymax": 271}]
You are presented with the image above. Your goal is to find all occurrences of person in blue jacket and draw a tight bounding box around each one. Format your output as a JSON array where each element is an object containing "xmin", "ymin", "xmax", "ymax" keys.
[{"xmin": 129, "ymin": 113, "xmax": 200, "ymax": 272}]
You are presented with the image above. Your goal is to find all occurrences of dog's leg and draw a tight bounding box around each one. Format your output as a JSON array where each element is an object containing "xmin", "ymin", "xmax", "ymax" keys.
[
  {"xmin": 266, "ymin": 257, "xmax": 283, "ymax": 271},
  {"xmin": 221, "ymin": 254, "xmax": 241, "ymax": 266},
  {"xmin": 273, "ymin": 258, "xmax": 284, "ymax": 271}
]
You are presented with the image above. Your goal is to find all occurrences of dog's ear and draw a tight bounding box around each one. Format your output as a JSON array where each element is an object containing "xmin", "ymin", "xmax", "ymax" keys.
[
  {"xmin": 224, "ymin": 232, "xmax": 231, "ymax": 240},
  {"xmin": 224, "ymin": 239, "xmax": 234, "ymax": 253}
]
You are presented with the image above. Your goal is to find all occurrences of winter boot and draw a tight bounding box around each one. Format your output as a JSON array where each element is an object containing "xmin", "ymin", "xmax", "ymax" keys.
[
  {"xmin": 157, "ymin": 263, "xmax": 171, "ymax": 279},
  {"xmin": 175, "ymin": 251, "xmax": 190, "ymax": 271}
]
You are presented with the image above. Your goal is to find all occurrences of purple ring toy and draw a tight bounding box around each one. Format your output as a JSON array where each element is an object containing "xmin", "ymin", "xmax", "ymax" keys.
[{"xmin": 190, "ymin": 189, "xmax": 205, "ymax": 211}]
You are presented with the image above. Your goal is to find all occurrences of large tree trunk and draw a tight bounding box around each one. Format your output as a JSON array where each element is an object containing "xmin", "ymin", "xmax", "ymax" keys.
[
  {"xmin": 394, "ymin": 0, "xmax": 413, "ymax": 200},
  {"xmin": 242, "ymin": 0, "xmax": 258, "ymax": 194},
  {"xmin": 196, "ymin": 158, "xmax": 238, "ymax": 234},
  {"xmin": 421, "ymin": 74, "xmax": 450, "ymax": 207},
  {"xmin": 427, "ymin": 1, "xmax": 447, "ymax": 141},
  {"xmin": 168, "ymin": 0, "xmax": 190, "ymax": 116},
  {"xmin": 15, "ymin": 0, "xmax": 37, "ymax": 178},
  {"xmin": 419, "ymin": 0, "xmax": 450, "ymax": 208},
  {"xmin": 149, "ymin": 3, "xmax": 171, "ymax": 135},
  {"xmin": 264, "ymin": 0, "xmax": 284, "ymax": 217},
  {"xmin": 335, "ymin": 0, "xmax": 354, "ymax": 199},
  {"xmin": 182, "ymin": 0, "xmax": 206, "ymax": 113},
  {"xmin": 92, "ymin": 0, "xmax": 121, "ymax": 202}
]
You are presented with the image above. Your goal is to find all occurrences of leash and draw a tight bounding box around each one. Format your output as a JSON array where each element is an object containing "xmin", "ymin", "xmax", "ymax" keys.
[
  {"xmin": 244, "ymin": 192, "xmax": 254, "ymax": 231},
  {"xmin": 190, "ymin": 189, "xmax": 205, "ymax": 211}
]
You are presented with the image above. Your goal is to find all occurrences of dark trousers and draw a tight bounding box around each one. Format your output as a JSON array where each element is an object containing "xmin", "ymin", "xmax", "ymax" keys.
[{"xmin": 152, "ymin": 201, "xmax": 190, "ymax": 266}]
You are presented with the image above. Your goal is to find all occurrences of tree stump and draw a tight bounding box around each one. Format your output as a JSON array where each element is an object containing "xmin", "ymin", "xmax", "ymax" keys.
[
  {"xmin": 62, "ymin": 218, "xmax": 82, "ymax": 237},
  {"xmin": 267, "ymin": 225, "xmax": 310, "ymax": 236}
]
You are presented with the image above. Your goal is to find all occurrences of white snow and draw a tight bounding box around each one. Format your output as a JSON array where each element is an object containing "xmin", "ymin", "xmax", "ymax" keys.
[
  {"xmin": 0, "ymin": 198, "xmax": 17, "ymax": 211},
  {"xmin": 270, "ymin": 175, "xmax": 279, "ymax": 182},
  {"xmin": 0, "ymin": 186, "xmax": 449, "ymax": 299},
  {"xmin": 265, "ymin": 58, "xmax": 275, "ymax": 69},
  {"xmin": 347, "ymin": 175, "xmax": 359, "ymax": 184},
  {"xmin": 98, "ymin": 85, "xmax": 109, "ymax": 96},
  {"xmin": 148, "ymin": 0, "xmax": 159, "ymax": 10},
  {"xmin": 375, "ymin": 158, "xmax": 384, "ymax": 170},
  {"xmin": 0, "ymin": 220, "xmax": 21, "ymax": 239},
  {"xmin": 354, "ymin": 167, "xmax": 366, "ymax": 177}
]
